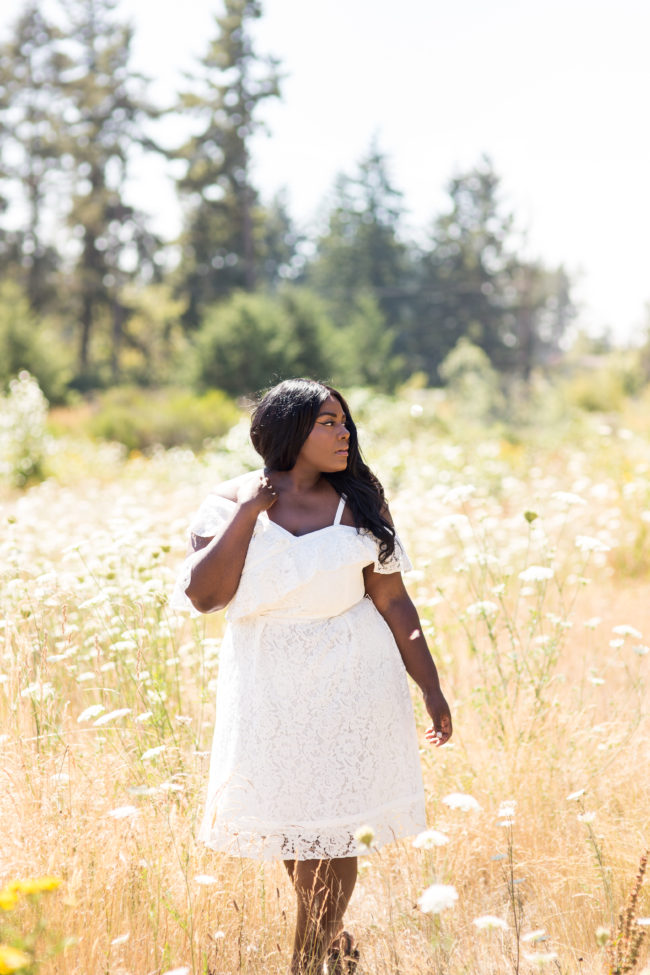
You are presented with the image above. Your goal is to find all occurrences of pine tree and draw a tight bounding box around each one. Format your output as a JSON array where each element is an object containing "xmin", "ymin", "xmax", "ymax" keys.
[
  {"xmin": 174, "ymin": 0, "xmax": 282, "ymax": 327},
  {"xmin": 0, "ymin": 3, "xmax": 64, "ymax": 310},
  {"xmin": 57, "ymin": 0, "xmax": 162, "ymax": 378}
]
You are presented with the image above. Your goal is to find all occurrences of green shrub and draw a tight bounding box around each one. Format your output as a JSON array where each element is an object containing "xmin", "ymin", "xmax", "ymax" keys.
[
  {"xmin": 0, "ymin": 371, "xmax": 51, "ymax": 487},
  {"xmin": 87, "ymin": 386, "xmax": 240, "ymax": 452}
]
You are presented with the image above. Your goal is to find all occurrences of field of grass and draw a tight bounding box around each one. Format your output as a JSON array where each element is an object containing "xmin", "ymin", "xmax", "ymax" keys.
[{"xmin": 1, "ymin": 390, "xmax": 649, "ymax": 975}]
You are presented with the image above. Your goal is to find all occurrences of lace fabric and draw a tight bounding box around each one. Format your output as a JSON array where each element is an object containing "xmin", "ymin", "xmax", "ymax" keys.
[{"xmin": 172, "ymin": 491, "xmax": 426, "ymax": 860}]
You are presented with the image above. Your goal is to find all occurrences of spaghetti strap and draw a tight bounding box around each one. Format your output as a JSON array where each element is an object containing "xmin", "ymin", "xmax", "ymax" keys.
[{"xmin": 333, "ymin": 494, "xmax": 346, "ymax": 526}]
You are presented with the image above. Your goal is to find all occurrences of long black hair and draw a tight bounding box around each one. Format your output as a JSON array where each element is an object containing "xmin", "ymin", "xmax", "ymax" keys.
[{"xmin": 250, "ymin": 378, "xmax": 395, "ymax": 563}]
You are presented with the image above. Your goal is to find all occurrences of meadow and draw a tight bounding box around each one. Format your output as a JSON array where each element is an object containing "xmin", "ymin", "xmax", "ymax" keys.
[{"xmin": 1, "ymin": 385, "xmax": 649, "ymax": 975}]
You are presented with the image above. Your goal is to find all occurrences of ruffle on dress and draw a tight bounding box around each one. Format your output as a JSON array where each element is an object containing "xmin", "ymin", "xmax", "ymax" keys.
[{"xmin": 171, "ymin": 493, "xmax": 411, "ymax": 620}]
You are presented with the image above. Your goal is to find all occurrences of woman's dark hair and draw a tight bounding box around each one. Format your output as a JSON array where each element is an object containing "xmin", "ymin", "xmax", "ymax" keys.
[{"xmin": 250, "ymin": 378, "xmax": 395, "ymax": 563}]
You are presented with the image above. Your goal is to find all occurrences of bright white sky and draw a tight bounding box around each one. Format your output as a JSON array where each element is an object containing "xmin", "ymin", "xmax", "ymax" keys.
[{"xmin": 3, "ymin": 0, "xmax": 650, "ymax": 342}]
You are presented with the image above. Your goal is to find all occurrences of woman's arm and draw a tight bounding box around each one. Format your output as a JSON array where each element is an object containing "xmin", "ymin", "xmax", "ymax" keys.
[
  {"xmin": 185, "ymin": 473, "xmax": 277, "ymax": 613},
  {"xmin": 363, "ymin": 565, "xmax": 452, "ymax": 745}
]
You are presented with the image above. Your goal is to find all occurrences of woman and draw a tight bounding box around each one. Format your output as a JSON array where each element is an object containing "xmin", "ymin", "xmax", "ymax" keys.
[{"xmin": 173, "ymin": 378, "xmax": 452, "ymax": 975}]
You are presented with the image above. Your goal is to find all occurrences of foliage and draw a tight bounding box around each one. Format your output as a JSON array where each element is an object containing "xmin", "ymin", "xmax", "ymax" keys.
[
  {"xmin": 191, "ymin": 287, "xmax": 336, "ymax": 396},
  {"xmin": 86, "ymin": 385, "xmax": 240, "ymax": 452},
  {"xmin": 0, "ymin": 371, "xmax": 50, "ymax": 486},
  {"xmin": 0, "ymin": 877, "xmax": 66, "ymax": 974},
  {"xmin": 0, "ymin": 280, "xmax": 72, "ymax": 402},
  {"xmin": 174, "ymin": 0, "xmax": 283, "ymax": 326},
  {"xmin": 439, "ymin": 337, "xmax": 505, "ymax": 420}
]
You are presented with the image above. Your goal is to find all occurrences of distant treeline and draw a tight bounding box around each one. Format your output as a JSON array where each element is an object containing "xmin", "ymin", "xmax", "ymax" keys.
[{"xmin": 0, "ymin": 0, "xmax": 576, "ymax": 400}]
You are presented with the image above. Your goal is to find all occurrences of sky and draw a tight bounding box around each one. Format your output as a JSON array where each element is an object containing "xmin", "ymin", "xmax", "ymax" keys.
[{"xmin": 3, "ymin": 0, "xmax": 650, "ymax": 342}]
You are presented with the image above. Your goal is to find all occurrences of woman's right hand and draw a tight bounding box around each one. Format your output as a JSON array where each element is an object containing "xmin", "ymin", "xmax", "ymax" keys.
[{"xmin": 236, "ymin": 471, "xmax": 278, "ymax": 512}]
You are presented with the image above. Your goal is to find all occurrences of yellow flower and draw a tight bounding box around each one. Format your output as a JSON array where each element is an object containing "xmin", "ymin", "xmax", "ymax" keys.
[
  {"xmin": 0, "ymin": 944, "xmax": 31, "ymax": 973},
  {"xmin": 11, "ymin": 877, "xmax": 62, "ymax": 896},
  {"xmin": 0, "ymin": 889, "xmax": 19, "ymax": 912}
]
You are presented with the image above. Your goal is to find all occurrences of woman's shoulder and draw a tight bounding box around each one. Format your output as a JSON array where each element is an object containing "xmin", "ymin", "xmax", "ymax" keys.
[{"xmin": 209, "ymin": 469, "xmax": 264, "ymax": 502}]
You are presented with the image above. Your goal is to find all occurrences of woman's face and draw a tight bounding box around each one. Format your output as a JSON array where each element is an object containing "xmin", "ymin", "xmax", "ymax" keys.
[{"xmin": 296, "ymin": 395, "xmax": 350, "ymax": 472}]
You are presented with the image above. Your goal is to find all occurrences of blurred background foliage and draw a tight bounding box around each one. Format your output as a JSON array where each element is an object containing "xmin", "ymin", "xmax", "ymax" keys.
[{"xmin": 1, "ymin": 0, "xmax": 650, "ymax": 461}]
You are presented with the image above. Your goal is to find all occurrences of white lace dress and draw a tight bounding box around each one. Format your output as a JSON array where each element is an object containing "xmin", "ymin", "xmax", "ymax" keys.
[{"xmin": 172, "ymin": 493, "xmax": 427, "ymax": 860}]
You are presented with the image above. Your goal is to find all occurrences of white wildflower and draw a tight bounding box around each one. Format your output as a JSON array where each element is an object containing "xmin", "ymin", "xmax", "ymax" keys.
[
  {"xmin": 636, "ymin": 917, "xmax": 650, "ymax": 926},
  {"xmin": 94, "ymin": 708, "xmax": 132, "ymax": 726},
  {"xmin": 473, "ymin": 915, "xmax": 508, "ymax": 931},
  {"xmin": 518, "ymin": 566, "xmax": 554, "ymax": 583},
  {"xmin": 498, "ymin": 800, "xmax": 516, "ymax": 820},
  {"xmin": 633, "ymin": 645, "xmax": 650, "ymax": 656},
  {"xmin": 612, "ymin": 624, "xmax": 642, "ymax": 639},
  {"xmin": 575, "ymin": 535, "xmax": 610, "ymax": 553},
  {"xmin": 442, "ymin": 485, "xmax": 475, "ymax": 505},
  {"xmin": 162, "ymin": 968, "xmax": 190, "ymax": 975},
  {"xmin": 108, "ymin": 805, "xmax": 139, "ymax": 819},
  {"xmin": 20, "ymin": 681, "xmax": 55, "ymax": 700},
  {"xmin": 111, "ymin": 933, "xmax": 130, "ymax": 946},
  {"xmin": 522, "ymin": 929, "xmax": 547, "ymax": 943},
  {"xmin": 442, "ymin": 792, "xmax": 481, "ymax": 812},
  {"xmin": 552, "ymin": 491, "xmax": 586, "ymax": 506},
  {"xmin": 77, "ymin": 704, "xmax": 105, "ymax": 723},
  {"xmin": 524, "ymin": 952, "xmax": 559, "ymax": 967},
  {"xmin": 141, "ymin": 745, "xmax": 166, "ymax": 761},
  {"xmin": 410, "ymin": 404, "xmax": 423, "ymax": 417},
  {"xmin": 136, "ymin": 711, "xmax": 154, "ymax": 723},
  {"xmin": 417, "ymin": 883, "xmax": 458, "ymax": 914},
  {"xmin": 584, "ymin": 617, "xmax": 602, "ymax": 629},
  {"xmin": 577, "ymin": 812, "xmax": 596, "ymax": 823},
  {"xmin": 413, "ymin": 829, "xmax": 449, "ymax": 849},
  {"xmin": 194, "ymin": 875, "xmax": 220, "ymax": 886},
  {"xmin": 466, "ymin": 600, "xmax": 499, "ymax": 617},
  {"xmin": 567, "ymin": 789, "xmax": 586, "ymax": 801}
]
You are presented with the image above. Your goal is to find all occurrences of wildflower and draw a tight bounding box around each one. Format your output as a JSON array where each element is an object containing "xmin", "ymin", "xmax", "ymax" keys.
[
  {"xmin": 213, "ymin": 930, "xmax": 225, "ymax": 940},
  {"xmin": 498, "ymin": 800, "xmax": 516, "ymax": 820},
  {"xmin": 11, "ymin": 877, "xmax": 61, "ymax": 895},
  {"xmin": 354, "ymin": 825, "xmax": 375, "ymax": 849},
  {"xmin": 522, "ymin": 930, "xmax": 547, "ymax": 943},
  {"xmin": 575, "ymin": 535, "xmax": 610, "ymax": 553},
  {"xmin": 585, "ymin": 617, "xmax": 602, "ymax": 629},
  {"xmin": 0, "ymin": 945, "xmax": 32, "ymax": 972},
  {"xmin": 94, "ymin": 708, "xmax": 132, "ymax": 727},
  {"xmin": 595, "ymin": 926, "xmax": 611, "ymax": 945},
  {"xmin": 410, "ymin": 404, "xmax": 423, "ymax": 417},
  {"xmin": 442, "ymin": 792, "xmax": 481, "ymax": 812},
  {"xmin": 0, "ymin": 888, "xmax": 18, "ymax": 911},
  {"xmin": 524, "ymin": 951, "xmax": 559, "ymax": 966},
  {"xmin": 161, "ymin": 969, "xmax": 190, "ymax": 975},
  {"xmin": 518, "ymin": 566, "xmax": 554, "ymax": 583},
  {"xmin": 417, "ymin": 883, "xmax": 458, "ymax": 914},
  {"xmin": 577, "ymin": 812, "xmax": 596, "ymax": 823},
  {"xmin": 108, "ymin": 805, "xmax": 139, "ymax": 820},
  {"xmin": 466, "ymin": 600, "xmax": 498, "ymax": 618},
  {"xmin": 141, "ymin": 745, "xmax": 166, "ymax": 761},
  {"xmin": 195, "ymin": 875, "xmax": 220, "ymax": 886},
  {"xmin": 612, "ymin": 624, "xmax": 642, "ymax": 639},
  {"xmin": 77, "ymin": 704, "xmax": 105, "ymax": 723},
  {"xmin": 633, "ymin": 645, "xmax": 650, "ymax": 656},
  {"xmin": 111, "ymin": 933, "xmax": 130, "ymax": 946},
  {"xmin": 413, "ymin": 829, "xmax": 449, "ymax": 849},
  {"xmin": 524, "ymin": 510, "xmax": 538, "ymax": 524},
  {"xmin": 637, "ymin": 918, "xmax": 650, "ymax": 926},
  {"xmin": 442, "ymin": 485, "xmax": 475, "ymax": 504},
  {"xmin": 566, "ymin": 789, "xmax": 586, "ymax": 801},
  {"xmin": 551, "ymin": 491, "xmax": 585, "ymax": 506},
  {"xmin": 474, "ymin": 915, "xmax": 508, "ymax": 931}
]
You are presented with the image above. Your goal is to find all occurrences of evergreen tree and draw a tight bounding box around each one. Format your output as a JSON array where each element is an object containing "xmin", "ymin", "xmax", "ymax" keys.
[
  {"xmin": 57, "ymin": 0, "xmax": 162, "ymax": 378},
  {"xmin": 307, "ymin": 143, "xmax": 413, "ymax": 332},
  {"xmin": 175, "ymin": 0, "xmax": 282, "ymax": 327},
  {"xmin": 0, "ymin": 3, "xmax": 64, "ymax": 310}
]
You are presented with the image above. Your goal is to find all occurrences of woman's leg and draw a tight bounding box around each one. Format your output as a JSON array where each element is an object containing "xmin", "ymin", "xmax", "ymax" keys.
[{"xmin": 283, "ymin": 856, "xmax": 358, "ymax": 974}]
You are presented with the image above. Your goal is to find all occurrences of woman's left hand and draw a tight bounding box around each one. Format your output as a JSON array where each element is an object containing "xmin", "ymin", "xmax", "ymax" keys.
[{"xmin": 423, "ymin": 687, "xmax": 453, "ymax": 747}]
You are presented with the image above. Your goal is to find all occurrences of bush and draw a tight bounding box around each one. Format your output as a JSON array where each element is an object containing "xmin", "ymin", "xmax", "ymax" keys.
[
  {"xmin": 0, "ymin": 280, "xmax": 72, "ymax": 402},
  {"xmin": 0, "ymin": 371, "xmax": 51, "ymax": 487},
  {"xmin": 87, "ymin": 386, "xmax": 240, "ymax": 452},
  {"xmin": 192, "ymin": 288, "xmax": 336, "ymax": 396}
]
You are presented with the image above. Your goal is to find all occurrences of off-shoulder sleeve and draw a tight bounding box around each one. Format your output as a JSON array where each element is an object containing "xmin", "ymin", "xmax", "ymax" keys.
[
  {"xmin": 170, "ymin": 494, "xmax": 236, "ymax": 614},
  {"xmin": 362, "ymin": 530, "xmax": 412, "ymax": 575}
]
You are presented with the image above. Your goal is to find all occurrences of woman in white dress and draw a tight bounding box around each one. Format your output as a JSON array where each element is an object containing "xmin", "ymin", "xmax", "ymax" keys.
[{"xmin": 176, "ymin": 378, "xmax": 452, "ymax": 975}]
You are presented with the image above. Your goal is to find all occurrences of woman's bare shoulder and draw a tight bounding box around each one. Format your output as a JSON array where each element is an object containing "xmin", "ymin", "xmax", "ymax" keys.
[{"xmin": 211, "ymin": 469, "xmax": 263, "ymax": 502}]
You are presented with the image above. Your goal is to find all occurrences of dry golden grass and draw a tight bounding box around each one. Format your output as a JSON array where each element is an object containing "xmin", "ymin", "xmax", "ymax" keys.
[{"xmin": 1, "ymin": 412, "xmax": 650, "ymax": 974}]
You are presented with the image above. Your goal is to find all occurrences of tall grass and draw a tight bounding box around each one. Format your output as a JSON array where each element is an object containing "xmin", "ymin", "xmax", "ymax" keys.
[{"xmin": 1, "ymin": 395, "xmax": 649, "ymax": 974}]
